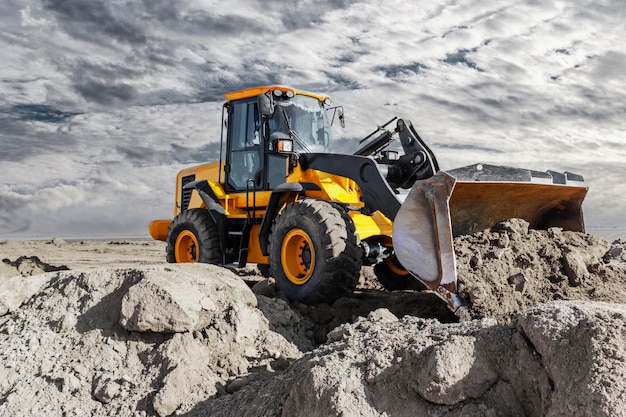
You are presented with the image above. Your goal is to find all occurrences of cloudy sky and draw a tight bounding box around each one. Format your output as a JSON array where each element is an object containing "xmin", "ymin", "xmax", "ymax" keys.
[{"xmin": 1, "ymin": 0, "xmax": 625, "ymax": 239}]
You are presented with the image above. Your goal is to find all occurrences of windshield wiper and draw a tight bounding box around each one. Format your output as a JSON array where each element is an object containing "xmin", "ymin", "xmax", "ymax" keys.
[{"xmin": 281, "ymin": 107, "xmax": 313, "ymax": 153}]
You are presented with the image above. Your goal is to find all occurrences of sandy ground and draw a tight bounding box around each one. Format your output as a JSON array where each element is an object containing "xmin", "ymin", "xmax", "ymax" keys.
[{"xmin": 0, "ymin": 238, "xmax": 167, "ymax": 270}]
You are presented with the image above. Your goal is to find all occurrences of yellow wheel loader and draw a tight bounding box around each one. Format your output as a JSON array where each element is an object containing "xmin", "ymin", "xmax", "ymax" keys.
[{"xmin": 149, "ymin": 86, "xmax": 587, "ymax": 311}]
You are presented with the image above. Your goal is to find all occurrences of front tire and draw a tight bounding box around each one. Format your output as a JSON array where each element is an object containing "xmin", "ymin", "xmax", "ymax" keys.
[
  {"xmin": 269, "ymin": 199, "xmax": 361, "ymax": 304},
  {"xmin": 166, "ymin": 209, "xmax": 222, "ymax": 264}
]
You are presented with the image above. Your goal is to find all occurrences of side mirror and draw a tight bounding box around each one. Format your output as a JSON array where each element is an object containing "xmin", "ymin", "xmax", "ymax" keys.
[
  {"xmin": 337, "ymin": 107, "xmax": 345, "ymax": 128},
  {"xmin": 258, "ymin": 92, "xmax": 274, "ymax": 117},
  {"xmin": 328, "ymin": 106, "xmax": 345, "ymax": 128}
]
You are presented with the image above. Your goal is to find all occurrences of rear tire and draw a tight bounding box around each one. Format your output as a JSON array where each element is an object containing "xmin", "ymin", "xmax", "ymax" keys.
[
  {"xmin": 374, "ymin": 254, "xmax": 427, "ymax": 291},
  {"xmin": 269, "ymin": 199, "xmax": 361, "ymax": 304},
  {"xmin": 166, "ymin": 209, "xmax": 222, "ymax": 264}
]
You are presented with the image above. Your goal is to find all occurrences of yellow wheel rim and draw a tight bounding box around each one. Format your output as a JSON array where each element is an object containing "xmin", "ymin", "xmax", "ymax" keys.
[
  {"xmin": 386, "ymin": 256, "xmax": 409, "ymax": 276},
  {"xmin": 281, "ymin": 229, "xmax": 315, "ymax": 285},
  {"xmin": 175, "ymin": 230, "xmax": 199, "ymax": 263}
]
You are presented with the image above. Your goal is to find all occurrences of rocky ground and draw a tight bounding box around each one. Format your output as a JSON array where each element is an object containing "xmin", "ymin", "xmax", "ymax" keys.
[{"xmin": 1, "ymin": 221, "xmax": 625, "ymax": 416}]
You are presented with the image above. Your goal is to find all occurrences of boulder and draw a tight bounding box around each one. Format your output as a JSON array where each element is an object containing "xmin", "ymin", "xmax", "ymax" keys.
[{"xmin": 119, "ymin": 264, "xmax": 258, "ymax": 334}]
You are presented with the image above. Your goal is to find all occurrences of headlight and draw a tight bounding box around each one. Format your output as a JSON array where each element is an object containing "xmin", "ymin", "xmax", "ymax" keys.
[{"xmin": 277, "ymin": 138, "xmax": 294, "ymax": 153}]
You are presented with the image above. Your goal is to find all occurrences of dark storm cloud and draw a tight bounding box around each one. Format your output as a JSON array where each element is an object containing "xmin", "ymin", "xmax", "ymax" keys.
[
  {"xmin": 177, "ymin": 13, "xmax": 268, "ymax": 36},
  {"xmin": 193, "ymin": 61, "xmax": 286, "ymax": 103},
  {"xmin": 140, "ymin": 0, "xmax": 267, "ymax": 36},
  {"xmin": 73, "ymin": 79, "xmax": 137, "ymax": 105},
  {"xmin": 264, "ymin": 0, "xmax": 363, "ymax": 30},
  {"xmin": 323, "ymin": 71, "xmax": 365, "ymax": 90},
  {"xmin": 442, "ymin": 48, "xmax": 483, "ymax": 72},
  {"xmin": 10, "ymin": 104, "xmax": 80, "ymax": 123},
  {"xmin": 64, "ymin": 58, "xmax": 142, "ymax": 105},
  {"xmin": 114, "ymin": 145, "xmax": 159, "ymax": 165},
  {"xmin": 194, "ymin": 77, "xmax": 261, "ymax": 104},
  {"xmin": 0, "ymin": 131, "xmax": 78, "ymax": 162},
  {"xmin": 0, "ymin": 102, "xmax": 80, "ymax": 163},
  {"xmin": 375, "ymin": 62, "xmax": 429, "ymax": 81},
  {"xmin": 442, "ymin": 25, "xmax": 470, "ymax": 38},
  {"xmin": 239, "ymin": 61, "xmax": 283, "ymax": 86},
  {"xmin": 33, "ymin": 0, "xmax": 369, "ymax": 109},
  {"xmin": 144, "ymin": 47, "xmax": 180, "ymax": 67},
  {"xmin": 0, "ymin": 111, "xmax": 79, "ymax": 162},
  {"xmin": 42, "ymin": 0, "xmax": 146, "ymax": 44},
  {"xmin": 70, "ymin": 59, "xmax": 146, "ymax": 81},
  {"xmin": 39, "ymin": 0, "xmax": 362, "ymax": 48},
  {"xmin": 139, "ymin": 0, "xmax": 179, "ymax": 23},
  {"xmin": 328, "ymin": 36, "xmax": 370, "ymax": 69}
]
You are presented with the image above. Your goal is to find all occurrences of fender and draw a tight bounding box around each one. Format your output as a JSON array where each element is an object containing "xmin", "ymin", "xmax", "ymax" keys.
[
  {"xmin": 299, "ymin": 153, "xmax": 402, "ymax": 221},
  {"xmin": 183, "ymin": 180, "xmax": 228, "ymax": 261},
  {"xmin": 258, "ymin": 182, "xmax": 321, "ymax": 256}
]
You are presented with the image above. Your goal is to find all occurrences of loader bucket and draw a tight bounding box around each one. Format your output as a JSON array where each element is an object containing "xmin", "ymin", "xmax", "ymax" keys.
[{"xmin": 392, "ymin": 164, "xmax": 587, "ymax": 311}]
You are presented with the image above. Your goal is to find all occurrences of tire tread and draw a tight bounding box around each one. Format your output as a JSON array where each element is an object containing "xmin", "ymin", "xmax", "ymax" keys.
[{"xmin": 269, "ymin": 199, "xmax": 361, "ymax": 303}]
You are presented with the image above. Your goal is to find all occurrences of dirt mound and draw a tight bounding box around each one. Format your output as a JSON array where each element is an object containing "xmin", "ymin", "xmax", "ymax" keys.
[
  {"xmin": 0, "ymin": 265, "xmax": 302, "ymax": 417},
  {"xmin": 186, "ymin": 302, "xmax": 626, "ymax": 417},
  {"xmin": 455, "ymin": 219, "xmax": 626, "ymax": 323}
]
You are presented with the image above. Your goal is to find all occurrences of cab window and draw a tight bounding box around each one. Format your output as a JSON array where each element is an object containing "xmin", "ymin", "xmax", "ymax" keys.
[{"xmin": 227, "ymin": 100, "xmax": 262, "ymax": 190}]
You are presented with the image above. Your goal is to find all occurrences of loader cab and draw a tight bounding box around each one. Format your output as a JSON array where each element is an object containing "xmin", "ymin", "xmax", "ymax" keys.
[{"xmin": 223, "ymin": 86, "xmax": 336, "ymax": 192}]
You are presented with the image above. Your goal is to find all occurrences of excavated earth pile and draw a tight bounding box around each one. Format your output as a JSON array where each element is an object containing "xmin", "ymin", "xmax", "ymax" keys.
[
  {"xmin": 0, "ymin": 222, "xmax": 625, "ymax": 417},
  {"xmin": 455, "ymin": 219, "xmax": 626, "ymax": 322},
  {"xmin": 190, "ymin": 302, "xmax": 626, "ymax": 417},
  {"xmin": 0, "ymin": 265, "xmax": 305, "ymax": 417}
]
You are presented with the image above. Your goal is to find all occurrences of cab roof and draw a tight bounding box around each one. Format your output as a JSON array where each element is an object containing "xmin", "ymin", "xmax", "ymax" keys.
[{"xmin": 223, "ymin": 85, "xmax": 330, "ymax": 103}]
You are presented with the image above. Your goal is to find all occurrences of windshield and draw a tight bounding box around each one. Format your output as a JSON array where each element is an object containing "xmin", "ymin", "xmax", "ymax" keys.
[{"xmin": 268, "ymin": 94, "xmax": 331, "ymax": 153}]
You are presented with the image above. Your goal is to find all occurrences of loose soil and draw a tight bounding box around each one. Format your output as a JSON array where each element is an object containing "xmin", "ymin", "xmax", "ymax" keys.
[{"xmin": 1, "ymin": 221, "xmax": 625, "ymax": 416}]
